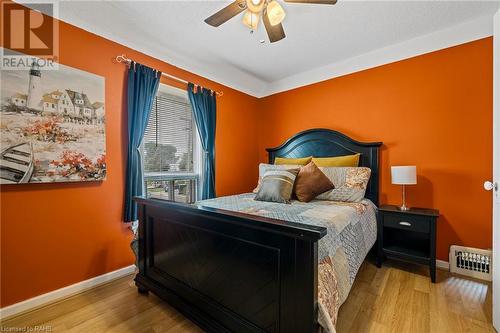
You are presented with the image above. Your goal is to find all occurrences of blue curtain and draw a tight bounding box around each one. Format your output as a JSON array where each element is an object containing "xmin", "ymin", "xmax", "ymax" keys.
[
  {"xmin": 124, "ymin": 62, "xmax": 161, "ymax": 222},
  {"xmin": 187, "ymin": 83, "xmax": 217, "ymax": 200}
]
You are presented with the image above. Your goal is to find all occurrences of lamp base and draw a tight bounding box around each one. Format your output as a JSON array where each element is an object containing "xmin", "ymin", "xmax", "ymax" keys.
[{"xmin": 399, "ymin": 185, "xmax": 410, "ymax": 211}]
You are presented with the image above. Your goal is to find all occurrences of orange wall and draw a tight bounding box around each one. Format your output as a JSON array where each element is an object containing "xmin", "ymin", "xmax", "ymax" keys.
[
  {"xmin": 0, "ymin": 13, "xmax": 261, "ymax": 306},
  {"xmin": 257, "ymin": 37, "xmax": 493, "ymax": 261}
]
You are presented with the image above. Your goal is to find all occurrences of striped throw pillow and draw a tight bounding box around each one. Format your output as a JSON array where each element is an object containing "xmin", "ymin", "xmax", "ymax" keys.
[
  {"xmin": 253, "ymin": 163, "xmax": 302, "ymax": 193},
  {"xmin": 254, "ymin": 168, "xmax": 300, "ymax": 204}
]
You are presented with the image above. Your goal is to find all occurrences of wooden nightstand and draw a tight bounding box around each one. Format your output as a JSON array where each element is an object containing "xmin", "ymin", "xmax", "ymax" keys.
[{"xmin": 377, "ymin": 205, "xmax": 439, "ymax": 282}]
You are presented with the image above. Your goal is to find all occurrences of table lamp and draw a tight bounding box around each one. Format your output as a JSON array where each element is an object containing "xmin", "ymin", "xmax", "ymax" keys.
[{"xmin": 391, "ymin": 166, "xmax": 417, "ymax": 211}]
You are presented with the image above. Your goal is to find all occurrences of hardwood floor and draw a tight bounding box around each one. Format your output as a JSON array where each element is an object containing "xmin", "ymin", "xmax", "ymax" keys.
[
  {"xmin": 1, "ymin": 276, "xmax": 202, "ymax": 333},
  {"xmin": 1, "ymin": 260, "xmax": 494, "ymax": 332},
  {"xmin": 337, "ymin": 260, "xmax": 493, "ymax": 333}
]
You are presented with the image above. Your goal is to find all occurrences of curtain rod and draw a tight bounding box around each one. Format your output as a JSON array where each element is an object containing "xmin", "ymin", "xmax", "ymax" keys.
[{"xmin": 114, "ymin": 54, "xmax": 223, "ymax": 97}]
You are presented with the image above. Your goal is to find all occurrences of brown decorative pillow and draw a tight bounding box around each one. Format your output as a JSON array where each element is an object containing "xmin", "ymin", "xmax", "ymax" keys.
[
  {"xmin": 255, "ymin": 168, "xmax": 300, "ymax": 204},
  {"xmin": 294, "ymin": 161, "xmax": 335, "ymax": 202}
]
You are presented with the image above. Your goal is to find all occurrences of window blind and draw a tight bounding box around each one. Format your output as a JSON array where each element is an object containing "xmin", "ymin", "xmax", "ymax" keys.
[{"xmin": 143, "ymin": 91, "xmax": 194, "ymax": 174}]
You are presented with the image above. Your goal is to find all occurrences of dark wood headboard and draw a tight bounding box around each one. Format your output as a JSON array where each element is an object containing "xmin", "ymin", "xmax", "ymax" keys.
[{"xmin": 266, "ymin": 128, "xmax": 383, "ymax": 206}]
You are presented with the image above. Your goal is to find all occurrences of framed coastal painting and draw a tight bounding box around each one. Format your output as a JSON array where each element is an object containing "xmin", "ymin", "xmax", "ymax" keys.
[{"xmin": 0, "ymin": 59, "xmax": 106, "ymax": 184}]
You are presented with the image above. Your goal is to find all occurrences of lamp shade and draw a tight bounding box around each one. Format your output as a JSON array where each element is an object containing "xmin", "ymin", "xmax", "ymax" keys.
[
  {"xmin": 242, "ymin": 9, "xmax": 260, "ymax": 29},
  {"xmin": 267, "ymin": 1, "xmax": 286, "ymax": 26},
  {"xmin": 391, "ymin": 166, "xmax": 417, "ymax": 185},
  {"xmin": 246, "ymin": 0, "xmax": 265, "ymax": 13}
]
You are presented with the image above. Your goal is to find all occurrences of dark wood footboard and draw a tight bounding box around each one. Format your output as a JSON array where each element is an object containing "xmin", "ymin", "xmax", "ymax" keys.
[{"xmin": 134, "ymin": 197, "xmax": 327, "ymax": 333}]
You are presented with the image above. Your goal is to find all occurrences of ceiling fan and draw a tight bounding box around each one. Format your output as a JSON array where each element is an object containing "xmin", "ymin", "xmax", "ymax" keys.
[{"xmin": 204, "ymin": 0, "xmax": 337, "ymax": 43}]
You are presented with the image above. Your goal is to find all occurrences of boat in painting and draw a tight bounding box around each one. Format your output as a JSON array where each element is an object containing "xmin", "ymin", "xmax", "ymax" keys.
[{"xmin": 0, "ymin": 142, "xmax": 34, "ymax": 184}]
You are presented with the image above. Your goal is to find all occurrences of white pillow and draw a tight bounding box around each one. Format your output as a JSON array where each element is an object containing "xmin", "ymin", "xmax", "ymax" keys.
[{"xmin": 315, "ymin": 167, "xmax": 371, "ymax": 202}]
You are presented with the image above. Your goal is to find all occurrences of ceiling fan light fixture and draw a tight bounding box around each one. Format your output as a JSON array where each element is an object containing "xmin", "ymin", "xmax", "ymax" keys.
[
  {"xmin": 267, "ymin": 1, "xmax": 286, "ymax": 26},
  {"xmin": 246, "ymin": 0, "xmax": 265, "ymax": 13},
  {"xmin": 242, "ymin": 9, "xmax": 260, "ymax": 30}
]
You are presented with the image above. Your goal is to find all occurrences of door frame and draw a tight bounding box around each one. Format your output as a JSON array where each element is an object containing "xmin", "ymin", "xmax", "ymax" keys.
[{"xmin": 492, "ymin": 8, "xmax": 499, "ymax": 331}]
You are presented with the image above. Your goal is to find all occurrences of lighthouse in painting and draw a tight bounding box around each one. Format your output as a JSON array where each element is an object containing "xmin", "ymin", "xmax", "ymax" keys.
[{"xmin": 27, "ymin": 62, "xmax": 42, "ymax": 110}]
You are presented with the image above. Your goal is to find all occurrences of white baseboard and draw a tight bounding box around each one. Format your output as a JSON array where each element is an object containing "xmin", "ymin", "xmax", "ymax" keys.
[
  {"xmin": 0, "ymin": 265, "xmax": 135, "ymax": 321},
  {"xmin": 436, "ymin": 259, "xmax": 450, "ymax": 270}
]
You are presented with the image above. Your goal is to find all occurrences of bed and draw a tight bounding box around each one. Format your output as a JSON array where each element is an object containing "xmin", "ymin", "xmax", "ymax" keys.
[{"xmin": 134, "ymin": 128, "xmax": 383, "ymax": 333}]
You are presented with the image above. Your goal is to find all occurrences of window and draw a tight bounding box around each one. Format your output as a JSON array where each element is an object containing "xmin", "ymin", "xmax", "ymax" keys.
[{"xmin": 142, "ymin": 84, "xmax": 201, "ymax": 203}]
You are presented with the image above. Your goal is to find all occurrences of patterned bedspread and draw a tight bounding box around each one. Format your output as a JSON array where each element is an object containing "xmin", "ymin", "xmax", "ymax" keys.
[{"xmin": 197, "ymin": 193, "xmax": 377, "ymax": 333}]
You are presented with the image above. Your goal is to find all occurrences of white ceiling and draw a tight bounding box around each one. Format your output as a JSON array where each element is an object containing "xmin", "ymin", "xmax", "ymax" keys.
[{"xmin": 55, "ymin": 0, "xmax": 499, "ymax": 97}]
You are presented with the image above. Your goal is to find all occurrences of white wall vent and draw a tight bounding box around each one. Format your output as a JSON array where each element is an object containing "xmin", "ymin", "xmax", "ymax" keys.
[{"xmin": 449, "ymin": 245, "xmax": 492, "ymax": 281}]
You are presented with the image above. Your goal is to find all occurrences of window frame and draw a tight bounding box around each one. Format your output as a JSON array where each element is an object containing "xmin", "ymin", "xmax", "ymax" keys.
[{"xmin": 140, "ymin": 84, "xmax": 202, "ymax": 203}]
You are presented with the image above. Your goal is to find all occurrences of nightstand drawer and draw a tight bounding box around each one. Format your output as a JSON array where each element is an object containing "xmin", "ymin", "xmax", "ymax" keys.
[{"xmin": 383, "ymin": 213, "xmax": 429, "ymax": 233}]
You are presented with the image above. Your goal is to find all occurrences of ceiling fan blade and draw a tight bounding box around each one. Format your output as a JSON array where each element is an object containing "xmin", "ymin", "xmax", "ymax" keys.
[
  {"xmin": 263, "ymin": 9, "xmax": 286, "ymax": 43},
  {"xmin": 284, "ymin": 0, "xmax": 337, "ymax": 4},
  {"xmin": 204, "ymin": 0, "xmax": 247, "ymax": 27}
]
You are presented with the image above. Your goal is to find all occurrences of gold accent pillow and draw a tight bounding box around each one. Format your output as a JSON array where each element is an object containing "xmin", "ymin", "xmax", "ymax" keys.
[
  {"xmin": 316, "ymin": 167, "xmax": 371, "ymax": 202},
  {"xmin": 274, "ymin": 156, "xmax": 312, "ymax": 165},
  {"xmin": 312, "ymin": 154, "xmax": 360, "ymax": 167}
]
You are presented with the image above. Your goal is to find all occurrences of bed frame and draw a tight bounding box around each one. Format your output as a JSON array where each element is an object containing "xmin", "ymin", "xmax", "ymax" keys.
[{"xmin": 134, "ymin": 128, "xmax": 382, "ymax": 333}]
